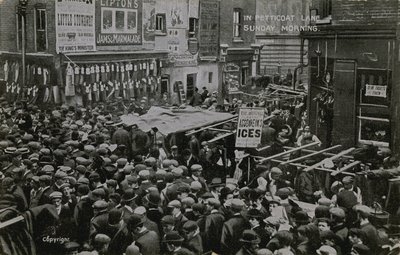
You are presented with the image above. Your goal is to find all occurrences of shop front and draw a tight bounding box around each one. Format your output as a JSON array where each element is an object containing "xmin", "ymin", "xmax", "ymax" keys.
[
  {"xmin": 222, "ymin": 48, "xmax": 257, "ymax": 101},
  {"xmin": 304, "ymin": 30, "xmax": 395, "ymax": 150}
]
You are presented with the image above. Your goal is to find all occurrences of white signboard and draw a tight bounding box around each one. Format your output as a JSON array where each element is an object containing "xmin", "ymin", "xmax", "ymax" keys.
[
  {"xmin": 235, "ymin": 108, "xmax": 264, "ymax": 148},
  {"xmin": 56, "ymin": 0, "xmax": 96, "ymax": 53},
  {"xmin": 365, "ymin": 84, "xmax": 387, "ymax": 98}
]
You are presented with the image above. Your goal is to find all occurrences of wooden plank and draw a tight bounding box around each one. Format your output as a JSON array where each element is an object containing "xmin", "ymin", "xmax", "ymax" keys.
[
  {"xmin": 256, "ymin": 145, "xmax": 271, "ymax": 152},
  {"xmin": 331, "ymin": 160, "xmax": 361, "ymax": 176},
  {"xmin": 185, "ymin": 116, "xmax": 238, "ymax": 136},
  {"xmin": 282, "ymin": 145, "xmax": 342, "ymax": 165},
  {"xmin": 0, "ymin": 216, "xmax": 24, "ymax": 230},
  {"xmin": 258, "ymin": 142, "xmax": 320, "ymax": 163},
  {"xmin": 207, "ymin": 132, "xmax": 235, "ymax": 144},
  {"xmin": 303, "ymin": 147, "xmax": 355, "ymax": 172},
  {"xmin": 207, "ymin": 128, "xmax": 232, "ymax": 132},
  {"xmin": 267, "ymin": 158, "xmax": 356, "ymax": 176}
]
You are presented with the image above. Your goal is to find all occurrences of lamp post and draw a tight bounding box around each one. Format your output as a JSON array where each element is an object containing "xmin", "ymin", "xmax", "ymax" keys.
[{"xmin": 18, "ymin": 0, "xmax": 28, "ymax": 101}]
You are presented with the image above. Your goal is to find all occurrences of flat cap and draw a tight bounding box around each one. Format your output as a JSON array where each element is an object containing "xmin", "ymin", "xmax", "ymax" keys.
[
  {"xmin": 76, "ymin": 165, "xmax": 87, "ymax": 174},
  {"xmin": 190, "ymin": 164, "xmax": 203, "ymax": 171},
  {"xmin": 116, "ymin": 158, "xmax": 128, "ymax": 167},
  {"xmin": 329, "ymin": 207, "xmax": 346, "ymax": 218},
  {"xmin": 206, "ymin": 198, "xmax": 221, "ymax": 208},
  {"xmin": 77, "ymin": 177, "xmax": 90, "ymax": 185},
  {"xmin": 354, "ymin": 205, "xmax": 372, "ymax": 216},
  {"xmin": 89, "ymin": 172, "xmax": 100, "ymax": 181},
  {"xmin": 171, "ymin": 167, "xmax": 183, "ymax": 177},
  {"xmin": 92, "ymin": 188, "xmax": 106, "ymax": 197},
  {"xmin": 168, "ymin": 200, "xmax": 181, "ymax": 209},
  {"xmin": 138, "ymin": 170, "xmax": 150, "ymax": 178},
  {"xmin": 190, "ymin": 181, "xmax": 202, "ymax": 191},
  {"xmin": 42, "ymin": 165, "xmax": 55, "ymax": 173},
  {"xmin": 231, "ymin": 199, "xmax": 245, "ymax": 210},
  {"xmin": 94, "ymin": 234, "xmax": 111, "ymax": 244},
  {"xmin": 181, "ymin": 197, "xmax": 195, "ymax": 207},
  {"xmin": 161, "ymin": 215, "xmax": 175, "ymax": 225},
  {"xmin": 39, "ymin": 175, "xmax": 52, "ymax": 182},
  {"xmin": 50, "ymin": 191, "xmax": 63, "ymax": 199},
  {"xmin": 342, "ymin": 176, "xmax": 354, "ymax": 184},
  {"xmin": 54, "ymin": 171, "xmax": 68, "ymax": 179},
  {"xmin": 93, "ymin": 200, "xmax": 109, "ymax": 210},
  {"xmin": 133, "ymin": 206, "xmax": 146, "ymax": 215},
  {"xmin": 270, "ymin": 167, "xmax": 282, "ymax": 175},
  {"xmin": 183, "ymin": 221, "xmax": 198, "ymax": 232}
]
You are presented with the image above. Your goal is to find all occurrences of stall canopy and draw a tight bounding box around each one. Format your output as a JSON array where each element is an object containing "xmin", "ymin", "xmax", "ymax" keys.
[{"xmin": 120, "ymin": 106, "xmax": 236, "ymax": 135}]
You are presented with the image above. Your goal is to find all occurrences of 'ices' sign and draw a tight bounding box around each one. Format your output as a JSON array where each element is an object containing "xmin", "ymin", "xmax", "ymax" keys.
[{"xmin": 235, "ymin": 108, "xmax": 264, "ymax": 148}]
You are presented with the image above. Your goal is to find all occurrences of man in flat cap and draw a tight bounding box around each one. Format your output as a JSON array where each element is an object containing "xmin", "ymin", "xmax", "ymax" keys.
[
  {"xmin": 182, "ymin": 220, "xmax": 203, "ymax": 254},
  {"xmin": 35, "ymin": 175, "xmax": 53, "ymax": 206},
  {"xmin": 168, "ymin": 200, "xmax": 188, "ymax": 234},
  {"xmin": 221, "ymin": 199, "xmax": 251, "ymax": 255},
  {"xmin": 90, "ymin": 200, "xmax": 110, "ymax": 242},
  {"xmin": 127, "ymin": 214, "xmax": 160, "ymax": 255},
  {"xmin": 354, "ymin": 205, "xmax": 380, "ymax": 253}
]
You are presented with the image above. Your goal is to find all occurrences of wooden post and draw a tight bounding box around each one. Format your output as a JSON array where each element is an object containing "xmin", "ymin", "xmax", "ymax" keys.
[
  {"xmin": 303, "ymin": 147, "xmax": 355, "ymax": 172},
  {"xmin": 392, "ymin": 5, "xmax": 400, "ymax": 157}
]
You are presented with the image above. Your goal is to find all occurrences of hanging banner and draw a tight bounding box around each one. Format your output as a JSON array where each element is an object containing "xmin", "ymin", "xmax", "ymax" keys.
[
  {"xmin": 235, "ymin": 108, "xmax": 265, "ymax": 148},
  {"xmin": 55, "ymin": 0, "xmax": 96, "ymax": 53},
  {"xmin": 199, "ymin": 0, "xmax": 219, "ymax": 58},
  {"xmin": 96, "ymin": 0, "xmax": 143, "ymax": 45},
  {"xmin": 365, "ymin": 84, "xmax": 387, "ymax": 98}
]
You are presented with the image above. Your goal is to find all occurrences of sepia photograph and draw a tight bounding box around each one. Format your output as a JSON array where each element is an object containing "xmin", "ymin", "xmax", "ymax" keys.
[{"xmin": 0, "ymin": 0, "xmax": 399, "ymax": 254}]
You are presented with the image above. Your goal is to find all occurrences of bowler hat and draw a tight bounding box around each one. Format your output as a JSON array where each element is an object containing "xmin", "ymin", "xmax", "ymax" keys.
[
  {"xmin": 163, "ymin": 231, "xmax": 184, "ymax": 243},
  {"xmin": 240, "ymin": 230, "xmax": 261, "ymax": 244}
]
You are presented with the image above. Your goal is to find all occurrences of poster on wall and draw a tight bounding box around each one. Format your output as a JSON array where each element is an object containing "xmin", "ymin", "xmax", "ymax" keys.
[
  {"xmin": 166, "ymin": 0, "xmax": 189, "ymax": 29},
  {"xmin": 235, "ymin": 108, "xmax": 265, "ymax": 148},
  {"xmin": 224, "ymin": 63, "xmax": 240, "ymax": 92},
  {"xmin": 96, "ymin": 0, "xmax": 142, "ymax": 45},
  {"xmin": 143, "ymin": 0, "xmax": 156, "ymax": 43},
  {"xmin": 55, "ymin": 0, "xmax": 96, "ymax": 53},
  {"xmin": 199, "ymin": 0, "xmax": 219, "ymax": 58}
]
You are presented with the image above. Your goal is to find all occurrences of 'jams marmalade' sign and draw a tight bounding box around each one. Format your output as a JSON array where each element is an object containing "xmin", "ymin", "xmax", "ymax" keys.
[{"xmin": 96, "ymin": 0, "xmax": 142, "ymax": 45}]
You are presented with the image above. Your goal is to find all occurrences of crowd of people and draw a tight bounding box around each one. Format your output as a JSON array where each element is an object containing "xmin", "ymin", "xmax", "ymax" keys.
[{"xmin": 0, "ymin": 93, "xmax": 400, "ymax": 255}]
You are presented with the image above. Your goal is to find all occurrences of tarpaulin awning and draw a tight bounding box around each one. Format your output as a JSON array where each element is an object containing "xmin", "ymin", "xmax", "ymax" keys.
[{"xmin": 120, "ymin": 106, "xmax": 236, "ymax": 135}]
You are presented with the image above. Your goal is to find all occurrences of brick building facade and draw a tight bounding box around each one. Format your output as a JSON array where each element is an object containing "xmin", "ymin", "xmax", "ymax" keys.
[{"xmin": 302, "ymin": 0, "xmax": 400, "ymax": 155}]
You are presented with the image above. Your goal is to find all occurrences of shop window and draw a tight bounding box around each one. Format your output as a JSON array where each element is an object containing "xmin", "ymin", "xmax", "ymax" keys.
[
  {"xmin": 208, "ymin": 72, "xmax": 213, "ymax": 83},
  {"xmin": 101, "ymin": 8, "xmax": 137, "ymax": 33},
  {"xmin": 358, "ymin": 116, "xmax": 390, "ymax": 147},
  {"xmin": 233, "ymin": 8, "xmax": 242, "ymax": 40},
  {"xmin": 35, "ymin": 8, "xmax": 47, "ymax": 52},
  {"xmin": 357, "ymin": 68, "xmax": 391, "ymax": 147},
  {"xmin": 16, "ymin": 14, "xmax": 23, "ymax": 51},
  {"xmin": 156, "ymin": 14, "xmax": 166, "ymax": 34},
  {"xmin": 189, "ymin": 18, "xmax": 198, "ymax": 38}
]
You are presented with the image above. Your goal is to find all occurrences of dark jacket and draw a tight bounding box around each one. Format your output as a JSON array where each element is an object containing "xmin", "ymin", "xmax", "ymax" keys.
[
  {"xmin": 184, "ymin": 234, "xmax": 203, "ymax": 254},
  {"xmin": 135, "ymin": 228, "xmax": 160, "ymax": 255},
  {"xmin": 203, "ymin": 211, "xmax": 225, "ymax": 253},
  {"xmin": 220, "ymin": 214, "xmax": 250, "ymax": 255}
]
